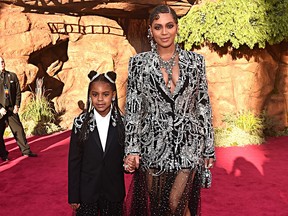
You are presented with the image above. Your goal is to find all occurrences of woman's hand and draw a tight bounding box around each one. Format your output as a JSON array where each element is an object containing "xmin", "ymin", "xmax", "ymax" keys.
[
  {"xmin": 204, "ymin": 157, "xmax": 215, "ymax": 169},
  {"xmin": 70, "ymin": 203, "xmax": 80, "ymax": 210},
  {"xmin": 123, "ymin": 155, "xmax": 140, "ymax": 173}
]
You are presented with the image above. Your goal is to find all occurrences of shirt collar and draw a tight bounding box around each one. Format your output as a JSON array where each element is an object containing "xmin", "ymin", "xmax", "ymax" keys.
[{"xmin": 93, "ymin": 107, "xmax": 112, "ymax": 121}]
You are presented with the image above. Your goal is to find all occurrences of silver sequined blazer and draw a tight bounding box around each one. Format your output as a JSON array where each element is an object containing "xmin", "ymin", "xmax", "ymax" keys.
[{"xmin": 124, "ymin": 49, "xmax": 215, "ymax": 175}]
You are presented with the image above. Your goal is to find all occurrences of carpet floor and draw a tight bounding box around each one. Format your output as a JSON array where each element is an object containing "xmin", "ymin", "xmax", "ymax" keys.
[{"xmin": 0, "ymin": 131, "xmax": 287, "ymax": 216}]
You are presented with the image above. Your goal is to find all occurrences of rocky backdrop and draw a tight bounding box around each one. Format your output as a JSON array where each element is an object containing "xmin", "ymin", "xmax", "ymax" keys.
[{"xmin": 0, "ymin": 1, "xmax": 287, "ymax": 130}]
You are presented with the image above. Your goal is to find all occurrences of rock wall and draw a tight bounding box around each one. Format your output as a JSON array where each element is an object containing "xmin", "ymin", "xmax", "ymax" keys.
[
  {"xmin": 0, "ymin": 3, "xmax": 135, "ymax": 128},
  {"xmin": 1, "ymin": 2, "xmax": 287, "ymax": 130},
  {"xmin": 196, "ymin": 44, "xmax": 288, "ymax": 129}
]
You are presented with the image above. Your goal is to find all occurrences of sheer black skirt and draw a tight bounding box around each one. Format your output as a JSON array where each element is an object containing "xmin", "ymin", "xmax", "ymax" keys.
[{"xmin": 124, "ymin": 168, "xmax": 201, "ymax": 216}]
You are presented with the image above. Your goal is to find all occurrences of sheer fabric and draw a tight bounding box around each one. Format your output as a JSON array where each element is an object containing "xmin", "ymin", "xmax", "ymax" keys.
[{"xmin": 125, "ymin": 168, "xmax": 201, "ymax": 216}]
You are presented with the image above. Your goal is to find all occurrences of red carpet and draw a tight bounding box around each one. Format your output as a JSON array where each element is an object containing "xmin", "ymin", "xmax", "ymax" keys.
[{"xmin": 0, "ymin": 131, "xmax": 288, "ymax": 216}]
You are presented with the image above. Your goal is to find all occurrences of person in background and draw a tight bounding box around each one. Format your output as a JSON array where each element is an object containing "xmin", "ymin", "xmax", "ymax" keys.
[
  {"xmin": 123, "ymin": 5, "xmax": 215, "ymax": 216},
  {"xmin": 0, "ymin": 56, "xmax": 37, "ymax": 162},
  {"xmin": 68, "ymin": 70, "xmax": 134, "ymax": 216}
]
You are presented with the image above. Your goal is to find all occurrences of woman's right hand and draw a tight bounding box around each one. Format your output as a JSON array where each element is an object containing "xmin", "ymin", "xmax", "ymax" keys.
[
  {"xmin": 70, "ymin": 203, "xmax": 80, "ymax": 210},
  {"xmin": 124, "ymin": 155, "xmax": 140, "ymax": 173}
]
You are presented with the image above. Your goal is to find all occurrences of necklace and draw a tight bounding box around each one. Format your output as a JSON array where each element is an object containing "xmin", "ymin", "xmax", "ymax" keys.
[{"xmin": 157, "ymin": 46, "xmax": 179, "ymax": 89}]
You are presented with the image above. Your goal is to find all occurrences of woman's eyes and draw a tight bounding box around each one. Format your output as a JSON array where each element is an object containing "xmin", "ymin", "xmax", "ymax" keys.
[
  {"xmin": 167, "ymin": 24, "xmax": 174, "ymax": 29},
  {"xmin": 154, "ymin": 24, "xmax": 175, "ymax": 30},
  {"xmin": 154, "ymin": 25, "xmax": 161, "ymax": 30}
]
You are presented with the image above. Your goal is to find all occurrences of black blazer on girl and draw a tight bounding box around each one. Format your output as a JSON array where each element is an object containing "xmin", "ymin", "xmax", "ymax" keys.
[{"xmin": 68, "ymin": 112, "xmax": 125, "ymax": 204}]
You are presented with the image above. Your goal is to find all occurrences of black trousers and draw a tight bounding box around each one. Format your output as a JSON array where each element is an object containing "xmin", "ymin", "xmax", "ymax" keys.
[
  {"xmin": 0, "ymin": 110, "xmax": 31, "ymax": 157},
  {"xmin": 76, "ymin": 197, "xmax": 123, "ymax": 216}
]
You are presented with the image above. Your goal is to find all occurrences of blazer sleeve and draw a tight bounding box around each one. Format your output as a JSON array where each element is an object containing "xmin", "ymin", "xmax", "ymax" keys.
[
  {"xmin": 124, "ymin": 56, "xmax": 143, "ymax": 156},
  {"xmin": 68, "ymin": 123, "xmax": 82, "ymax": 204},
  {"xmin": 196, "ymin": 55, "xmax": 215, "ymax": 159}
]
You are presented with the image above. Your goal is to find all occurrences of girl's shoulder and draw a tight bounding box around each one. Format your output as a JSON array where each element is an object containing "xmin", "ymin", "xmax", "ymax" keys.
[
  {"xmin": 73, "ymin": 112, "xmax": 86, "ymax": 130},
  {"xmin": 73, "ymin": 112, "xmax": 94, "ymax": 129}
]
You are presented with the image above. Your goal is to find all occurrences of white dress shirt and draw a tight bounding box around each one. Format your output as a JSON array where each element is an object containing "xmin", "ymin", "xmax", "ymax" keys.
[{"xmin": 93, "ymin": 108, "xmax": 111, "ymax": 152}]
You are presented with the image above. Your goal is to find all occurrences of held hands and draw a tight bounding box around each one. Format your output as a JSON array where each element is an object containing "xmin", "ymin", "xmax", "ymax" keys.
[
  {"xmin": 123, "ymin": 155, "xmax": 140, "ymax": 173},
  {"xmin": 70, "ymin": 203, "xmax": 80, "ymax": 211},
  {"xmin": 0, "ymin": 107, "xmax": 7, "ymax": 116}
]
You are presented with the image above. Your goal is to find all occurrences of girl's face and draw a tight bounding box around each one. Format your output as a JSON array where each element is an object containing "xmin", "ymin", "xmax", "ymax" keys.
[
  {"xmin": 150, "ymin": 13, "xmax": 178, "ymax": 49},
  {"xmin": 89, "ymin": 81, "xmax": 116, "ymax": 117}
]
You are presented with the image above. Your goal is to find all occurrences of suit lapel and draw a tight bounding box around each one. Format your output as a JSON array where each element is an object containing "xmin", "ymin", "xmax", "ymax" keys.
[
  {"xmin": 91, "ymin": 127, "xmax": 104, "ymax": 153},
  {"xmin": 172, "ymin": 49, "xmax": 189, "ymax": 98},
  {"xmin": 103, "ymin": 120, "xmax": 116, "ymax": 157}
]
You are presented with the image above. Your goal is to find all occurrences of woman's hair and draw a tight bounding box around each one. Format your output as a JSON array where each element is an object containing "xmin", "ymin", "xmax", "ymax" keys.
[
  {"xmin": 149, "ymin": 4, "xmax": 178, "ymax": 25},
  {"xmin": 78, "ymin": 70, "xmax": 125, "ymax": 146}
]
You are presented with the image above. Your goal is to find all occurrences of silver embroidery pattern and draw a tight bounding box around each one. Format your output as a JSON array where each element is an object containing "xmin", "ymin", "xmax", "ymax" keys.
[
  {"xmin": 124, "ymin": 49, "xmax": 215, "ymax": 175},
  {"xmin": 73, "ymin": 112, "xmax": 97, "ymax": 134}
]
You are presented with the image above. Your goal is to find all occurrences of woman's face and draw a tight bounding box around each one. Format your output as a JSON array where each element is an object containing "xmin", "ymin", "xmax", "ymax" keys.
[
  {"xmin": 89, "ymin": 81, "xmax": 116, "ymax": 117},
  {"xmin": 150, "ymin": 13, "xmax": 178, "ymax": 49}
]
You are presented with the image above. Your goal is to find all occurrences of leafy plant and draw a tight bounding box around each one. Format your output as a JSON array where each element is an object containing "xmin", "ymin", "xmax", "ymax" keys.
[
  {"xmin": 223, "ymin": 110, "xmax": 264, "ymax": 135},
  {"xmin": 215, "ymin": 110, "xmax": 265, "ymax": 147},
  {"xmin": 178, "ymin": 0, "xmax": 288, "ymax": 50},
  {"xmin": 21, "ymin": 78, "xmax": 54, "ymax": 123},
  {"xmin": 20, "ymin": 78, "xmax": 62, "ymax": 136},
  {"xmin": 21, "ymin": 96, "xmax": 55, "ymax": 123},
  {"xmin": 215, "ymin": 127, "xmax": 265, "ymax": 147}
]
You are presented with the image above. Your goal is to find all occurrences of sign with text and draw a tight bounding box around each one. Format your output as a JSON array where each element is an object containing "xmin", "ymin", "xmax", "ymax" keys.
[{"xmin": 48, "ymin": 22, "xmax": 124, "ymax": 36}]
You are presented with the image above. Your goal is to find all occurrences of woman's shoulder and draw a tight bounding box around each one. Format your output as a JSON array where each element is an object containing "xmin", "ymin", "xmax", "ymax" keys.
[
  {"xmin": 130, "ymin": 51, "xmax": 153, "ymax": 61},
  {"xmin": 180, "ymin": 49, "xmax": 204, "ymax": 60}
]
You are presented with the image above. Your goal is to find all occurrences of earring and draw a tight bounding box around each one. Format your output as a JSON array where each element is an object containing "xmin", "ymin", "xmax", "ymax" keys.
[
  {"xmin": 111, "ymin": 100, "xmax": 117, "ymax": 127},
  {"xmin": 88, "ymin": 97, "xmax": 92, "ymax": 112},
  {"xmin": 147, "ymin": 28, "xmax": 157, "ymax": 53}
]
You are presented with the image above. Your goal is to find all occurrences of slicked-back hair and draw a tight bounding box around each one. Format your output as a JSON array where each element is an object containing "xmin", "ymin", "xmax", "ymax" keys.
[{"xmin": 149, "ymin": 5, "xmax": 178, "ymax": 25}]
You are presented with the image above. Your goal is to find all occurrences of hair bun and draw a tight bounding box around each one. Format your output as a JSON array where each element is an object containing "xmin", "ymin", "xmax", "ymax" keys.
[
  {"xmin": 88, "ymin": 70, "xmax": 98, "ymax": 80},
  {"xmin": 106, "ymin": 71, "xmax": 117, "ymax": 82}
]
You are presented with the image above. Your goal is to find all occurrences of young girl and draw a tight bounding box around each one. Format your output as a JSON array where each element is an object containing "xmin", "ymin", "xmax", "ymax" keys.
[{"xmin": 68, "ymin": 70, "xmax": 130, "ymax": 216}]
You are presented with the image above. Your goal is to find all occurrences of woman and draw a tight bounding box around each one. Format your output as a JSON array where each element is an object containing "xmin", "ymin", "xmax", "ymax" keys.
[{"xmin": 124, "ymin": 5, "xmax": 215, "ymax": 216}]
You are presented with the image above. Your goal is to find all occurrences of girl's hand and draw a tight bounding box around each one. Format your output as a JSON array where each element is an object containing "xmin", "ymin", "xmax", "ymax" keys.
[{"xmin": 70, "ymin": 203, "xmax": 80, "ymax": 210}]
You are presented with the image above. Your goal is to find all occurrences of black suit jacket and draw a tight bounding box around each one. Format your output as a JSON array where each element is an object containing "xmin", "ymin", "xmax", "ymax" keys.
[
  {"xmin": 68, "ymin": 114, "xmax": 125, "ymax": 204},
  {"xmin": 0, "ymin": 70, "xmax": 21, "ymax": 108}
]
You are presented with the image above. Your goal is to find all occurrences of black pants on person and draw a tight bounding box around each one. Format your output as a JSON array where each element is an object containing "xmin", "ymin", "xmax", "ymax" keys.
[
  {"xmin": 76, "ymin": 197, "xmax": 124, "ymax": 216},
  {"xmin": 0, "ymin": 110, "xmax": 31, "ymax": 158}
]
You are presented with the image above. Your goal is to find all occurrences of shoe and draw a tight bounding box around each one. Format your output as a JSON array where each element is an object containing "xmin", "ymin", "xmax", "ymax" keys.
[
  {"xmin": 1, "ymin": 155, "xmax": 9, "ymax": 162},
  {"xmin": 22, "ymin": 152, "xmax": 38, "ymax": 157}
]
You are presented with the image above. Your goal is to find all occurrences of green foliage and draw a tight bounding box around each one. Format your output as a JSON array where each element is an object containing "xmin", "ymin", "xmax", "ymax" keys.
[
  {"xmin": 261, "ymin": 110, "xmax": 288, "ymax": 137},
  {"xmin": 22, "ymin": 120, "xmax": 61, "ymax": 136},
  {"xmin": 178, "ymin": 0, "xmax": 288, "ymax": 49},
  {"xmin": 21, "ymin": 96, "xmax": 55, "ymax": 123},
  {"xmin": 19, "ymin": 78, "xmax": 62, "ymax": 136},
  {"xmin": 215, "ymin": 127, "xmax": 265, "ymax": 147},
  {"xmin": 223, "ymin": 110, "xmax": 264, "ymax": 134},
  {"xmin": 215, "ymin": 110, "xmax": 265, "ymax": 147}
]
